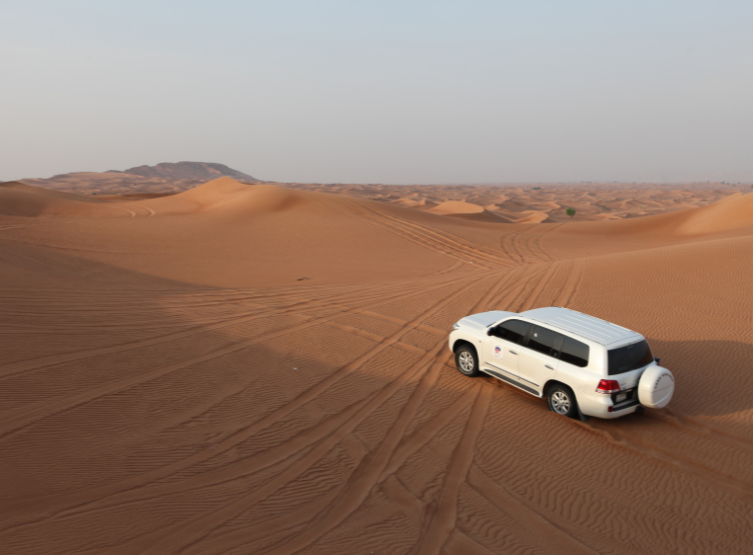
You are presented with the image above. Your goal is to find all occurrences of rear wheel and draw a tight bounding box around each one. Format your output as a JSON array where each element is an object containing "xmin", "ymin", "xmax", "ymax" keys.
[
  {"xmin": 455, "ymin": 345, "xmax": 479, "ymax": 377},
  {"xmin": 547, "ymin": 384, "xmax": 578, "ymax": 418}
]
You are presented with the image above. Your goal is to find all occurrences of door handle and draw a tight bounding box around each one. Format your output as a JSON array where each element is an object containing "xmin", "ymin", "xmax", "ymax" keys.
[
  {"xmin": 545, "ymin": 364, "xmax": 554, "ymax": 370},
  {"xmin": 509, "ymin": 350, "xmax": 518, "ymax": 355}
]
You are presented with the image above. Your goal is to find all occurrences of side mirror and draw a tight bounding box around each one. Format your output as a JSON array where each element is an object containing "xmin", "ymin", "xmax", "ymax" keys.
[
  {"xmin": 655, "ymin": 357, "xmax": 661, "ymax": 364},
  {"xmin": 487, "ymin": 328, "xmax": 494, "ymax": 336}
]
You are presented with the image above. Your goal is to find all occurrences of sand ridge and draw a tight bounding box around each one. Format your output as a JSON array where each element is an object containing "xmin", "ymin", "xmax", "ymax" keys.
[{"xmin": 1, "ymin": 179, "xmax": 752, "ymax": 554}]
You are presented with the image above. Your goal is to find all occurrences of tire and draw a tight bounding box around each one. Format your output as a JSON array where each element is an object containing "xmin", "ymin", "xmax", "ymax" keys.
[
  {"xmin": 547, "ymin": 384, "xmax": 578, "ymax": 418},
  {"xmin": 455, "ymin": 344, "xmax": 480, "ymax": 377}
]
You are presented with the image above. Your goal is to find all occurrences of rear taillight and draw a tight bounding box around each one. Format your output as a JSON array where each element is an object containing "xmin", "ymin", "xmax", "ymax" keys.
[{"xmin": 596, "ymin": 379, "xmax": 620, "ymax": 394}]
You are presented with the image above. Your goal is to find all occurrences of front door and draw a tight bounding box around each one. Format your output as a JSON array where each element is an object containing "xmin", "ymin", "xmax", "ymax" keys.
[
  {"xmin": 483, "ymin": 319, "xmax": 533, "ymax": 383},
  {"xmin": 518, "ymin": 325, "xmax": 560, "ymax": 394}
]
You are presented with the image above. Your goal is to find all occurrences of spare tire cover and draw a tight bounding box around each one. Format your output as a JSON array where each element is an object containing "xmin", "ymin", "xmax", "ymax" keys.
[{"xmin": 638, "ymin": 365, "xmax": 674, "ymax": 409}]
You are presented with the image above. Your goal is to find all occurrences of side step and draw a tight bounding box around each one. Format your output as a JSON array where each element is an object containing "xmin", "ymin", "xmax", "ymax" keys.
[{"xmin": 482, "ymin": 368, "xmax": 539, "ymax": 396}]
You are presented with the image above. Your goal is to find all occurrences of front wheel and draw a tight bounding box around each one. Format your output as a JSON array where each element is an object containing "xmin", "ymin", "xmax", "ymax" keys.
[
  {"xmin": 547, "ymin": 385, "xmax": 578, "ymax": 418},
  {"xmin": 455, "ymin": 345, "xmax": 480, "ymax": 377}
]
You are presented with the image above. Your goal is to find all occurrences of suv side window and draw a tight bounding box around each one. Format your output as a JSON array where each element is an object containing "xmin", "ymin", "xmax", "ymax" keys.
[
  {"xmin": 558, "ymin": 336, "xmax": 590, "ymax": 367},
  {"xmin": 491, "ymin": 319, "xmax": 533, "ymax": 345},
  {"xmin": 527, "ymin": 325, "xmax": 560, "ymax": 357}
]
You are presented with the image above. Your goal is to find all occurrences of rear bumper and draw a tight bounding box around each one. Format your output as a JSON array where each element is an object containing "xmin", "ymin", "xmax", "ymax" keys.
[{"xmin": 578, "ymin": 392, "xmax": 641, "ymax": 419}]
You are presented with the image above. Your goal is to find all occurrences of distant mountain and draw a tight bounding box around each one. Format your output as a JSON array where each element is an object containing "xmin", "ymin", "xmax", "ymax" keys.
[
  {"xmin": 118, "ymin": 162, "xmax": 258, "ymax": 183},
  {"xmin": 21, "ymin": 162, "xmax": 260, "ymax": 194}
]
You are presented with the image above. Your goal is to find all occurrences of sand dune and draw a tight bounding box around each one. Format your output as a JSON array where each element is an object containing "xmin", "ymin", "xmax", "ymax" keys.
[
  {"xmin": 573, "ymin": 190, "xmax": 753, "ymax": 237},
  {"xmin": 285, "ymin": 181, "xmax": 750, "ymax": 223},
  {"xmin": 427, "ymin": 200, "xmax": 485, "ymax": 215},
  {"xmin": 508, "ymin": 209, "xmax": 550, "ymax": 224},
  {"xmin": 1, "ymin": 181, "xmax": 752, "ymax": 554},
  {"xmin": 653, "ymin": 190, "xmax": 753, "ymax": 236},
  {"xmin": 0, "ymin": 181, "xmax": 124, "ymax": 218}
]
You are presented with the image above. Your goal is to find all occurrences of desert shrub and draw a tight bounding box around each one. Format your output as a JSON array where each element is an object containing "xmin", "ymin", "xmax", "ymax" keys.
[{"xmin": 566, "ymin": 207, "xmax": 576, "ymax": 218}]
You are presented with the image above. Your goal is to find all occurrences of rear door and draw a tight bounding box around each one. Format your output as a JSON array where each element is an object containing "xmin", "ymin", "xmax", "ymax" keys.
[
  {"xmin": 517, "ymin": 325, "xmax": 560, "ymax": 394},
  {"xmin": 483, "ymin": 319, "xmax": 533, "ymax": 383}
]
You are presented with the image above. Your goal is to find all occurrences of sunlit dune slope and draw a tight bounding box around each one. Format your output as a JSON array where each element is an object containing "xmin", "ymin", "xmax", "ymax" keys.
[
  {"xmin": 426, "ymin": 200, "xmax": 485, "ymax": 215},
  {"xmin": 564, "ymin": 191, "xmax": 753, "ymax": 237},
  {"xmin": 568, "ymin": 234, "xmax": 753, "ymax": 419},
  {"xmin": 540, "ymin": 191, "xmax": 753, "ymax": 260},
  {"xmin": 142, "ymin": 177, "xmax": 330, "ymax": 216}
]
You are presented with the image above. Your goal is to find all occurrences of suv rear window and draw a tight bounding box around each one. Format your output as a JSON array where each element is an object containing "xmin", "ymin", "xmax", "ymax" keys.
[{"xmin": 608, "ymin": 340, "xmax": 654, "ymax": 375}]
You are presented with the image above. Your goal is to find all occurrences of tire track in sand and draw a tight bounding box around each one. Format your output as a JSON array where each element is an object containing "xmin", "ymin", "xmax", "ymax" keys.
[
  {"xmin": 101, "ymin": 269, "xmax": 514, "ymax": 554},
  {"xmin": 0, "ymin": 271, "xmax": 472, "ymax": 382},
  {"xmin": 467, "ymin": 465, "xmax": 601, "ymax": 555},
  {"xmin": 555, "ymin": 259, "xmax": 584, "ymax": 307},
  {"xmin": 131, "ymin": 272, "xmax": 506, "ymax": 553},
  {"xmin": 124, "ymin": 342, "xmax": 449, "ymax": 555},
  {"xmin": 533, "ymin": 222, "xmax": 566, "ymax": 263},
  {"xmin": 0, "ymin": 274, "xmax": 493, "ymax": 530},
  {"xmin": 517, "ymin": 262, "xmax": 561, "ymax": 312},
  {"xmin": 0, "ymin": 272, "xmax": 488, "ymax": 441},
  {"xmin": 404, "ymin": 262, "xmax": 566, "ymax": 555},
  {"xmin": 346, "ymin": 202, "xmax": 514, "ymax": 268},
  {"xmin": 247, "ymin": 269, "xmax": 519, "ymax": 555},
  {"xmin": 581, "ymin": 421, "xmax": 753, "ymax": 501},
  {"xmin": 414, "ymin": 386, "xmax": 492, "ymax": 555}
]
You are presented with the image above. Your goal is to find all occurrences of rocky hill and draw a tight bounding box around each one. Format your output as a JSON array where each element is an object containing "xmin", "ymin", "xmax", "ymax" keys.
[{"xmin": 21, "ymin": 162, "xmax": 259, "ymax": 194}]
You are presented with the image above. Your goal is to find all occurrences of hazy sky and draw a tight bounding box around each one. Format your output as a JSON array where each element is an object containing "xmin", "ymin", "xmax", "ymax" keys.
[{"xmin": 2, "ymin": 1, "xmax": 752, "ymax": 183}]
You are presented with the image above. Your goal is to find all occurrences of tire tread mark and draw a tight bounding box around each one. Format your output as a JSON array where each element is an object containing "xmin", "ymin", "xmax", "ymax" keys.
[
  {"xmin": 348, "ymin": 202, "xmax": 514, "ymax": 268},
  {"xmin": 556, "ymin": 259, "xmax": 585, "ymax": 307},
  {"xmin": 0, "ymin": 271, "xmax": 476, "ymax": 382},
  {"xmin": 518, "ymin": 262, "xmax": 560, "ymax": 312},
  {"xmin": 0, "ymin": 275, "xmax": 489, "ymax": 530},
  {"xmin": 415, "ymin": 386, "xmax": 491, "ymax": 555},
  {"xmin": 468, "ymin": 466, "xmax": 602, "ymax": 555},
  {"xmin": 0, "ymin": 275, "xmax": 476, "ymax": 440},
  {"xmin": 137, "ymin": 340, "xmax": 441, "ymax": 555},
  {"xmin": 183, "ymin": 272, "xmax": 514, "ymax": 554},
  {"xmin": 581, "ymin": 421, "xmax": 753, "ymax": 500}
]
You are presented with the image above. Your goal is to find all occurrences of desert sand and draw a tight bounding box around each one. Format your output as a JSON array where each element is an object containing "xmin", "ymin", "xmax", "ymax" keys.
[{"xmin": 1, "ymin": 177, "xmax": 752, "ymax": 554}]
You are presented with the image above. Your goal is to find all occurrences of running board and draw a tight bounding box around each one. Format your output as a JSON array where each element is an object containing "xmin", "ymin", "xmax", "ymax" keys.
[{"xmin": 482, "ymin": 367, "xmax": 540, "ymax": 397}]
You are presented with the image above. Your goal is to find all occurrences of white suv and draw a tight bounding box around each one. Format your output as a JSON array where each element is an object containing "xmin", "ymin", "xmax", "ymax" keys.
[{"xmin": 448, "ymin": 307, "xmax": 674, "ymax": 420}]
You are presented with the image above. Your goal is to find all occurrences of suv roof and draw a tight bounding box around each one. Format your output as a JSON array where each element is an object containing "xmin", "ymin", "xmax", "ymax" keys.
[{"xmin": 519, "ymin": 307, "xmax": 642, "ymax": 347}]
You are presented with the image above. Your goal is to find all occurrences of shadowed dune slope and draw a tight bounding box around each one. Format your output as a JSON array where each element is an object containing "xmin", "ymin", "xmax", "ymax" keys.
[
  {"xmin": 0, "ymin": 182, "xmax": 109, "ymax": 217},
  {"xmin": 1, "ymin": 180, "xmax": 752, "ymax": 554}
]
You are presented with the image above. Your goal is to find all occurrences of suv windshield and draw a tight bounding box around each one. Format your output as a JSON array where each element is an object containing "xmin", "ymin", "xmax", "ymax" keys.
[{"xmin": 608, "ymin": 340, "xmax": 654, "ymax": 375}]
